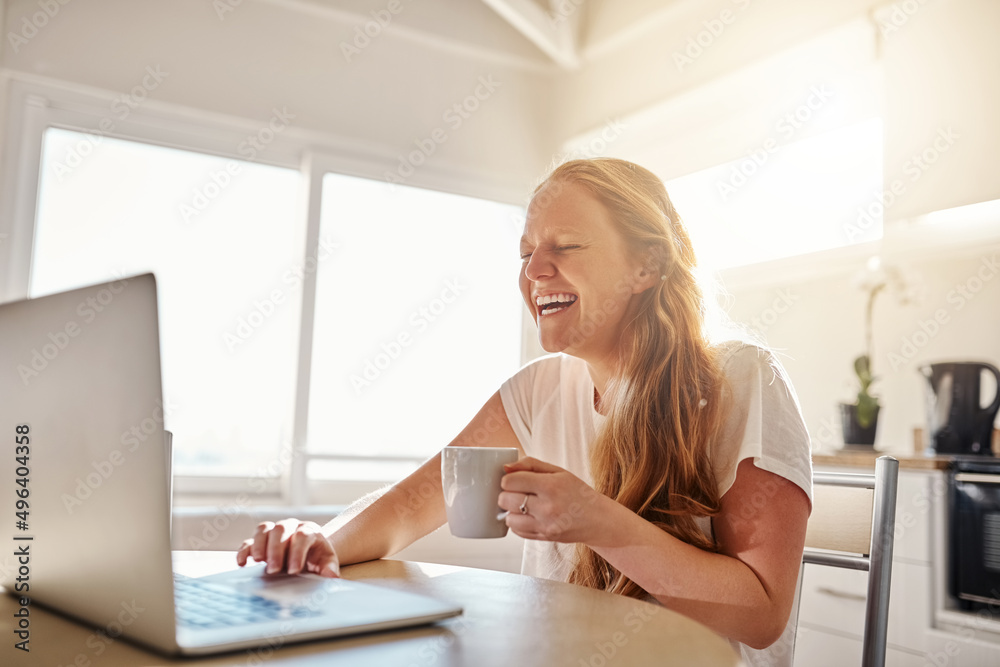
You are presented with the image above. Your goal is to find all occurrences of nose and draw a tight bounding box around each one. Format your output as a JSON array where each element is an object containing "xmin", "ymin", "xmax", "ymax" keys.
[{"xmin": 523, "ymin": 250, "xmax": 554, "ymax": 282}]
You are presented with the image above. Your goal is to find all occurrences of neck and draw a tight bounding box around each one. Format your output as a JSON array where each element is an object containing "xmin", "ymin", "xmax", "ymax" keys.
[{"xmin": 586, "ymin": 357, "xmax": 619, "ymax": 414}]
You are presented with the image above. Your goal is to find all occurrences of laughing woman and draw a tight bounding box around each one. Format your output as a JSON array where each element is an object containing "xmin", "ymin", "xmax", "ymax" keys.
[{"xmin": 237, "ymin": 158, "xmax": 813, "ymax": 666}]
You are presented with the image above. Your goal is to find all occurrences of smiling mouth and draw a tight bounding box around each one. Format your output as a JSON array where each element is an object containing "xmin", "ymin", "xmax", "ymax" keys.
[{"xmin": 536, "ymin": 293, "xmax": 578, "ymax": 317}]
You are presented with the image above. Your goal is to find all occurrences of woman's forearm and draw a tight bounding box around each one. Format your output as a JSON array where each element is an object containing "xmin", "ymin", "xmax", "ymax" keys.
[
  {"xmin": 324, "ymin": 452, "xmax": 448, "ymax": 566},
  {"xmin": 587, "ymin": 496, "xmax": 786, "ymax": 649}
]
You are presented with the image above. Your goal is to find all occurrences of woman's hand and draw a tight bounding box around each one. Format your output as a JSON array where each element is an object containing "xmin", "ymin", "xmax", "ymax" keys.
[
  {"xmin": 499, "ymin": 457, "xmax": 612, "ymax": 544},
  {"xmin": 235, "ymin": 519, "xmax": 341, "ymax": 578}
]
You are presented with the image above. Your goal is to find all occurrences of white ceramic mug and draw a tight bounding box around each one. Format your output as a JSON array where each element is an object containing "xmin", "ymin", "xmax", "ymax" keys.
[{"xmin": 441, "ymin": 446, "xmax": 519, "ymax": 538}]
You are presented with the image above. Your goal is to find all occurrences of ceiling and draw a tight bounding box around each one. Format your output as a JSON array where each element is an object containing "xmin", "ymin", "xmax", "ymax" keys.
[
  {"xmin": 286, "ymin": 0, "xmax": 700, "ymax": 72},
  {"xmin": 479, "ymin": 0, "xmax": 699, "ymax": 70}
]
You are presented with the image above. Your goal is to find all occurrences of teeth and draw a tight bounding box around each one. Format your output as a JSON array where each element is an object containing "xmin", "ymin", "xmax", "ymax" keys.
[{"xmin": 535, "ymin": 293, "xmax": 578, "ymax": 307}]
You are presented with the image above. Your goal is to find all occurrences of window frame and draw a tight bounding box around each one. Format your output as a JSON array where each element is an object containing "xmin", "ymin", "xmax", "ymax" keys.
[{"xmin": 0, "ymin": 76, "xmax": 530, "ymax": 506}]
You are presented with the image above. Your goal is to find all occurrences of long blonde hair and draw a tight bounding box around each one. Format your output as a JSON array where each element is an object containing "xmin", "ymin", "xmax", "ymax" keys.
[{"xmin": 535, "ymin": 159, "xmax": 726, "ymax": 599}]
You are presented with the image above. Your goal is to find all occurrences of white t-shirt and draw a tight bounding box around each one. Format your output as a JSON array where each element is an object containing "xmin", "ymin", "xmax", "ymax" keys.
[{"xmin": 498, "ymin": 340, "xmax": 813, "ymax": 667}]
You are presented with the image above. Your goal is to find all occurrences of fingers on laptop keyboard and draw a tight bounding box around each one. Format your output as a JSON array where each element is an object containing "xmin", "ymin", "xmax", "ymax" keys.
[
  {"xmin": 235, "ymin": 518, "xmax": 340, "ymax": 577},
  {"xmin": 286, "ymin": 524, "xmax": 340, "ymax": 577},
  {"xmin": 235, "ymin": 520, "xmax": 284, "ymax": 569},
  {"xmin": 264, "ymin": 519, "xmax": 303, "ymax": 573}
]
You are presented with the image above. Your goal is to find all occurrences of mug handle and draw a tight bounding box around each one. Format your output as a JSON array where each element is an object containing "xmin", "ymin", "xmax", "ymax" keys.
[{"xmin": 981, "ymin": 363, "xmax": 1000, "ymax": 419}]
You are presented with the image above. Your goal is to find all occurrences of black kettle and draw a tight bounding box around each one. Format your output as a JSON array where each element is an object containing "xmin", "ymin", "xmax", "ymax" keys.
[{"xmin": 918, "ymin": 362, "xmax": 1000, "ymax": 455}]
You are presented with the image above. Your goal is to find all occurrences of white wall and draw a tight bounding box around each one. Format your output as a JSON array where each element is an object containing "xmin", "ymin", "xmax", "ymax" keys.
[
  {"xmin": 724, "ymin": 244, "xmax": 1000, "ymax": 454},
  {"xmin": 881, "ymin": 0, "xmax": 1000, "ymax": 220},
  {"xmin": 0, "ymin": 0, "xmax": 557, "ymax": 198},
  {"xmin": 563, "ymin": 0, "xmax": 884, "ymax": 142}
]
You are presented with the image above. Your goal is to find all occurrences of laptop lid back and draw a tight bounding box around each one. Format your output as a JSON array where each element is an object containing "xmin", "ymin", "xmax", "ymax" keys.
[{"xmin": 0, "ymin": 273, "xmax": 180, "ymax": 654}]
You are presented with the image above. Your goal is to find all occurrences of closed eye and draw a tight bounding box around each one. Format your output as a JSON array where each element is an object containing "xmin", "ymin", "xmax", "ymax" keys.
[{"xmin": 520, "ymin": 245, "xmax": 581, "ymax": 260}]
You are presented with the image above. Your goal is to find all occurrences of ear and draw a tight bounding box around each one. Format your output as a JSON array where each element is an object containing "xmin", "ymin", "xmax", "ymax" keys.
[
  {"xmin": 631, "ymin": 248, "xmax": 664, "ymax": 294},
  {"xmin": 631, "ymin": 266, "xmax": 660, "ymax": 294}
]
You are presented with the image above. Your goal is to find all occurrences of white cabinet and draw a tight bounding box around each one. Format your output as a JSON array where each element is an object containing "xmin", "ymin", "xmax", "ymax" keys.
[
  {"xmin": 797, "ymin": 559, "xmax": 930, "ymax": 654},
  {"xmin": 793, "ymin": 468, "xmax": 936, "ymax": 665},
  {"xmin": 923, "ymin": 628, "xmax": 1000, "ymax": 667},
  {"xmin": 794, "ymin": 627, "xmax": 925, "ymax": 667},
  {"xmin": 881, "ymin": 0, "xmax": 1000, "ymax": 220}
]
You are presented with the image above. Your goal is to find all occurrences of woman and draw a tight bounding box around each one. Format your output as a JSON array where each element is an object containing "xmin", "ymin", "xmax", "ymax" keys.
[{"xmin": 236, "ymin": 158, "xmax": 812, "ymax": 665}]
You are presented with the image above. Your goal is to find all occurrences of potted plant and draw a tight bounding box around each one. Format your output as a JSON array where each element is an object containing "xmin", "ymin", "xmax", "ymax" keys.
[
  {"xmin": 841, "ymin": 353, "xmax": 879, "ymax": 445},
  {"xmin": 840, "ymin": 257, "xmax": 913, "ymax": 446}
]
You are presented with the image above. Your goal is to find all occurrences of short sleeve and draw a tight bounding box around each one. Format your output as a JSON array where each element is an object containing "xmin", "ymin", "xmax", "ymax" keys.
[
  {"xmin": 499, "ymin": 361, "xmax": 539, "ymax": 451},
  {"xmin": 714, "ymin": 343, "xmax": 813, "ymax": 507}
]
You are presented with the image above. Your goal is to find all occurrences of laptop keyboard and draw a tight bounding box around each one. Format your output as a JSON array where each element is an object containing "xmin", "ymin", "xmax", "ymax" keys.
[{"xmin": 173, "ymin": 574, "xmax": 321, "ymax": 629}]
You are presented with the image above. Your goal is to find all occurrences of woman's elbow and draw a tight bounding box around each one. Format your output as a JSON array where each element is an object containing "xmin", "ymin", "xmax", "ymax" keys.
[{"xmin": 741, "ymin": 608, "xmax": 791, "ymax": 651}]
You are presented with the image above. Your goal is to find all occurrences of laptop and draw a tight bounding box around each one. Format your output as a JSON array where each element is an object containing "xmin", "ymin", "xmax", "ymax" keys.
[{"xmin": 0, "ymin": 273, "xmax": 462, "ymax": 656}]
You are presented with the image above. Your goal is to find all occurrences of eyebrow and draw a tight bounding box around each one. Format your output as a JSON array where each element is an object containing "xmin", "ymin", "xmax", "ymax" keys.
[{"xmin": 519, "ymin": 227, "xmax": 581, "ymax": 245}]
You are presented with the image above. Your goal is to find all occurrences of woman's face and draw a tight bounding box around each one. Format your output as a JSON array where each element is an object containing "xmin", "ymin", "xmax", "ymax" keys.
[{"xmin": 519, "ymin": 180, "xmax": 654, "ymax": 364}]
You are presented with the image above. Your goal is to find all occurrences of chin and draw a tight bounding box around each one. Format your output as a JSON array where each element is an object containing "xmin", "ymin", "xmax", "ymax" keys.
[{"xmin": 536, "ymin": 334, "xmax": 568, "ymax": 354}]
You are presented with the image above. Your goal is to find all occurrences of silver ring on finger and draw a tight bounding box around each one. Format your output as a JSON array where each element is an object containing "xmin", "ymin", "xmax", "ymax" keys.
[{"xmin": 519, "ymin": 494, "xmax": 530, "ymax": 515}]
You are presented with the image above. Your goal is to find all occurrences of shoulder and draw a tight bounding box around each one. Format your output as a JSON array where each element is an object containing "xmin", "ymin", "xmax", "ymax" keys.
[
  {"xmin": 713, "ymin": 340, "xmax": 797, "ymax": 399},
  {"xmin": 507, "ymin": 353, "xmax": 587, "ymax": 384},
  {"xmin": 709, "ymin": 340, "xmax": 813, "ymax": 503}
]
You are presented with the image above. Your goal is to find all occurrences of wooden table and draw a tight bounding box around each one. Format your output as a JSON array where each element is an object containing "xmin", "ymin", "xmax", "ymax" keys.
[{"xmin": 1, "ymin": 551, "xmax": 740, "ymax": 666}]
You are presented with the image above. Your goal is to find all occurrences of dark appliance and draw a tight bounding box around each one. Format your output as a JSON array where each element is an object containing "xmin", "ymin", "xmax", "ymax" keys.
[
  {"xmin": 919, "ymin": 362, "xmax": 1000, "ymax": 455},
  {"xmin": 949, "ymin": 458, "xmax": 1000, "ymax": 609}
]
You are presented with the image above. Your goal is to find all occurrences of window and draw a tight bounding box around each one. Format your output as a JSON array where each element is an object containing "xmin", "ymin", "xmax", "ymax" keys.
[
  {"xmin": 306, "ymin": 174, "xmax": 524, "ymax": 479},
  {"xmin": 31, "ymin": 128, "xmax": 304, "ymax": 475},
  {"xmin": 28, "ymin": 126, "xmax": 525, "ymax": 483}
]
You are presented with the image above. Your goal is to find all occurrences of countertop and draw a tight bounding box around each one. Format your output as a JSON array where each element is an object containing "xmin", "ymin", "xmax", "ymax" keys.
[{"xmin": 812, "ymin": 447, "xmax": 952, "ymax": 470}]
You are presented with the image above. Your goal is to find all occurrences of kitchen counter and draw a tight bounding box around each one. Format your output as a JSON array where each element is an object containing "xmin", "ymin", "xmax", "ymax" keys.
[{"xmin": 811, "ymin": 448, "xmax": 952, "ymax": 470}]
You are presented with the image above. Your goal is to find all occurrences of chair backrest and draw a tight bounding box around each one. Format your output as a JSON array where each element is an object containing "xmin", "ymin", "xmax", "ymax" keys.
[{"xmin": 799, "ymin": 455, "xmax": 899, "ymax": 667}]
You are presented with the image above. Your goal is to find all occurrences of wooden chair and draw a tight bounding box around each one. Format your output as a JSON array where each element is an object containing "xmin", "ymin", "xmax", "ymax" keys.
[{"xmin": 797, "ymin": 455, "xmax": 899, "ymax": 667}]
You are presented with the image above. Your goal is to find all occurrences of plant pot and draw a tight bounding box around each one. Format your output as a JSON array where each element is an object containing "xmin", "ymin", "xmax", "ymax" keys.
[{"xmin": 839, "ymin": 403, "xmax": 879, "ymax": 446}]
